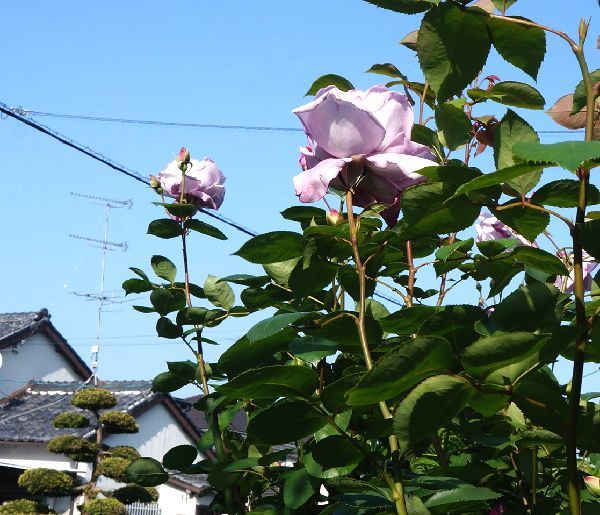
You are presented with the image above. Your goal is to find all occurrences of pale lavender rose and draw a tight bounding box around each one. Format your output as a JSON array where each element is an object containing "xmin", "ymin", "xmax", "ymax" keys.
[
  {"xmin": 157, "ymin": 157, "xmax": 225, "ymax": 210},
  {"xmin": 475, "ymin": 212, "xmax": 537, "ymax": 247},
  {"xmin": 554, "ymin": 251, "xmax": 598, "ymax": 294},
  {"xmin": 292, "ymin": 85, "xmax": 438, "ymax": 225}
]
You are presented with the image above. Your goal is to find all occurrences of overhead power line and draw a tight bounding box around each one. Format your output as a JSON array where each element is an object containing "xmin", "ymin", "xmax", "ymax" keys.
[{"xmin": 8, "ymin": 106, "xmax": 582, "ymax": 134}]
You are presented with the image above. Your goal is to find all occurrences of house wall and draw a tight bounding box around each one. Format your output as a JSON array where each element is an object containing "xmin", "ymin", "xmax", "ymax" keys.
[
  {"xmin": 156, "ymin": 483, "xmax": 199, "ymax": 515},
  {"xmin": 0, "ymin": 333, "xmax": 82, "ymax": 395},
  {"xmin": 105, "ymin": 403, "xmax": 197, "ymax": 460}
]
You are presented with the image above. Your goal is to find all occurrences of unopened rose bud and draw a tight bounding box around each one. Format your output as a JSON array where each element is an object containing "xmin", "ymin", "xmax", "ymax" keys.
[
  {"xmin": 579, "ymin": 17, "xmax": 589, "ymax": 43},
  {"xmin": 327, "ymin": 209, "xmax": 343, "ymax": 226},
  {"xmin": 177, "ymin": 147, "xmax": 191, "ymax": 164},
  {"xmin": 584, "ymin": 476, "xmax": 600, "ymax": 496},
  {"xmin": 149, "ymin": 175, "xmax": 162, "ymax": 194}
]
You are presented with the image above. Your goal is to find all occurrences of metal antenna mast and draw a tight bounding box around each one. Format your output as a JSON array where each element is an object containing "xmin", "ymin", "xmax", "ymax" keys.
[{"xmin": 69, "ymin": 192, "xmax": 131, "ymax": 384}]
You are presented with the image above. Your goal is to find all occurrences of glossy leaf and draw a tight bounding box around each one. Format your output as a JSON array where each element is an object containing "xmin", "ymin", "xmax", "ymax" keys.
[
  {"xmin": 364, "ymin": 0, "xmax": 437, "ymax": 14},
  {"xmin": 125, "ymin": 458, "xmax": 168, "ymax": 487},
  {"xmin": 419, "ymin": 305, "xmax": 484, "ymax": 353},
  {"xmin": 215, "ymin": 365, "xmax": 318, "ymax": 399},
  {"xmin": 312, "ymin": 435, "xmax": 363, "ymax": 468},
  {"xmin": 379, "ymin": 305, "xmax": 436, "ymax": 334},
  {"xmin": 469, "ymin": 81, "xmax": 545, "ymax": 109},
  {"xmin": 283, "ymin": 467, "xmax": 316, "ymax": 509},
  {"xmin": 162, "ymin": 445, "xmax": 197, "ymax": 471},
  {"xmin": 492, "ymin": 202, "xmax": 549, "ymax": 242},
  {"xmin": 184, "ymin": 219, "xmax": 227, "ymax": 240},
  {"xmin": 417, "ymin": 4, "xmax": 491, "ymax": 102},
  {"xmin": 452, "ymin": 163, "xmax": 542, "ymax": 198},
  {"xmin": 435, "ymin": 102, "xmax": 472, "ymax": 150},
  {"xmin": 393, "ymin": 375, "xmax": 475, "ymax": 452},
  {"xmin": 151, "ymin": 255, "xmax": 176, "ymax": 282},
  {"xmin": 531, "ymin": 179, "xmax": 600, "ymax": 207},
  {"xmin": 147, "ymin": 218, "xmax": 182, "ymax": 239},
  {"xmin": 246, "ymin": 312, "xmax": 308, "ymax": 342},
  {"xmin": 204, "ymin": 275, "xmax": 235, "ymax": 310},
  {"xmin": 347, "ymin": 336, "xmax": 454, "ymax": 405},
  {"xmin": 581, "ymin": 219, "xmax": 600, "ymax": 260},
  {"xmin": 513, "ymin": 140, "xmax": 600, "ymax": 172},
  {"xmin": 122, "ymin": 278, "xmax": 153, "ymax": 295},
  {"xmin": 152, "ymin": 371, "xmax": 189, "ymax": 393},
  {"xmin": 235, "ymin": 231, "xmax": 303, "ymax": 264},
  {"xmin": 571, "ymin": 69, "xmax": 600, "ymax": 114},
  {"xmin": 150, "ymin": 288, "xmax": 186, "ymax": 316},
  {"xmin": 424, "ymin": 485, "xmax": 501, "ymax": 513},
  {"xmin": 493, "ymin": 109, "xmax": 539, "ymax": 169},
  {"xmin": 366, "ymin": 63, "xmax": 405, "ymax": 78},
  {"xmin": 512, "ymin": 246, "xmax": 568, "ymax": 276},
  {"xmin": 306, "ymin": 74, "xmax": 354, "ymax": 96}
]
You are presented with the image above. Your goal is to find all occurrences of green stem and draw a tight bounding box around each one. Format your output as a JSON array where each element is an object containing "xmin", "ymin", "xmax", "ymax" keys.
[
  {"xmin": 566, "ymin": 34, "xmax": 594, "ymax": 515},
  {"xmin": 532, "ymin": 447, "xmax": 538, "ymax": 512},
  {"xmin": 345, "ymin": 190, "xmax": 409, "ymax": 515},
  {"xmin": 211, "ymin": 411, "xmax": 235, "ymax": 513}
]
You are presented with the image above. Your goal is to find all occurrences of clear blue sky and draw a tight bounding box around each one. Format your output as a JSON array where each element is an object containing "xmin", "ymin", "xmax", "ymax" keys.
[{"xmin": 0, "ymin": 0, "xmax": 598, "ymax": 395}]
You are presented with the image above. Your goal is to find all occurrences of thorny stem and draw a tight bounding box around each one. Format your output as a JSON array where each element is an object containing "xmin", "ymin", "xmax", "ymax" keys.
[
  {"xmin": 181, "ymin": 229, "xmax": 210, "ymax": 396},
  {"xmin": 345, "ymin": 189, "xmax": 408, "ymax": 515}
]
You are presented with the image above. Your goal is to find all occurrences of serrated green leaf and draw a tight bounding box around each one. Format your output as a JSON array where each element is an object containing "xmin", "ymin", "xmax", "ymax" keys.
[
  {"xmin": 184, "ymin": 219, "xmax": 227, "ymax": 240},
  {"xmin": 512, "ymin": 246, "xmax": 568, "ymax": 275},
  {"xmin": 366, "ymin": 63, "xmax": 406, "ymax": 78},
  {"xmin": 246, "ymin": 312, "xmax": 308, "ymax": 342},
  {"xmin": 424, "ymin": 485, "xmax": 501, "ymax": 513},
  {"xmin": 488, "ymin": 16, "xmax": 545, "ymax": 79},
  {"xmin": 235, "ymin": 232, "xmax": 303, "ymax": 264},
  {"xmin": 379, "ymin": 305, "xmax": 437, "ymax": 334},
  {"xmin": 435, "ymin": 102, "xmax": 472, "ymax": 150},
  {"xmin": 469, "ymin": 81, "xmax": 545, "ymax": 109},
  {"xmin": 150, "ymin": 288, "xmax": 186, "ymax": 316},
  {"xmin": 417, "ymin": 4, "xmax": 491, "ymax": 102},
  {"xmin": 147, "ymin": 218, "xmax": 183, "ymax": 239},
  {"xmin": 151, "ymin": 255, "xmax": 176, "ymax": 282},
  {"xmin": 347, "ymin": 336, "xmax": 454, "ymax": 406},
  {"xmin": 155, "ymin": 317, "xmax": 183, "ymax": 339},
  {"xmin": 365, "ymin": 0, "xmax": 437, "ymax": 14},
  {"xmin": 122, "ymin": 278, "xmax": 153, "ymax": 295},
  {"xmin": 571, "ymin": 69, "xmax": 600, "ymax": 114},
  {"xmin": 204, "ymin": 275, "xmax": 234, "ymax": 310},
  {"xmin": 492, "ymin": 202, "xmax": 549, "ymax": 242},
  {"xmin": 494, "ymin": 109, "xmax": 539, "ymax": 169},
  {"xmin": 513, "ymin": 140, "xmax": 600, "ymax": 172},
  {"xmin": 581, "ymin": 219, "xmax": 600, "ymax": 260},
  {"xmin": 306, "ymin": 74, "xmax": 354, "ymax": 96},
  {"xmin": 531, "ymin": 179, "xmax": 600, "ymax": 207},
  {"xmin": 452, "ymin": 163, "xmax": 542, "ymax": 199},
  {"xmin": 313, "ymin": 435, "xmax": 363, "ymax": 469},
  {"xmin": 125, "ymin": 458, "xmax": 168, "ymax": 487}
]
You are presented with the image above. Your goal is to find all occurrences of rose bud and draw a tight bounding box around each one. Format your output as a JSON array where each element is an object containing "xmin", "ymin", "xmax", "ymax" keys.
[
  {"xmin": 149, "ymin": 175, "xmax": 162, "ymax": 194},
  {"xmin": 584, "ymin": 476, "xmax": 600, "ymax": 497},
  {"xmin": 327, "ymin": 209, "xmax": 344, "ymax": 226},
  {"xmin": 177, "ymin": 147, "xmax": 191, "ymax": 170}
]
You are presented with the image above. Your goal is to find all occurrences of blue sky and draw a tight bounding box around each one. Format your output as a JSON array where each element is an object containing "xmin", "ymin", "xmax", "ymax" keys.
[{"xmin": 0, "ymin": 0, "xmax": 598, "ymax": 395}]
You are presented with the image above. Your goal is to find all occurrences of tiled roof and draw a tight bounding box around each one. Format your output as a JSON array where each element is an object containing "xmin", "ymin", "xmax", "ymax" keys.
[
  {"xmin": 177, "ymin": 395, "xmax": 248, "ymax": 433},
  {"xmin": 0, "ymin": 380, "xmax": 156, "ymax": 443},
  {"xmin": 0, "ymin": 309, "xmax": 92, "ymax": 379}
]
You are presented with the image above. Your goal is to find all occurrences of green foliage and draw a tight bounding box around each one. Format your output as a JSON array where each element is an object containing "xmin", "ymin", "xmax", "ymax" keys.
[
  {"xmin": 99, "ymin": 411, "xmax": 139, "ymax": 434},
  {"xmin": 109, "ymin": 446, "xmax": 140, "ymax": 461},
  {"xmin": 111, "ymin": 485, "xmax": 159, "ymax": 504},
  {"xmin": 71, "ymin": 387, "xmax": 117, "ymax": 410},
  {"xmin": 124, "ymin": 457, "xmax": 169, "ymax": 487},
  {"xmin": 305, "ymin": 74, "xmax": 354, "ymax": 96},
  {"xmin": 0, "ymin": 499, "xmax": 56, "ymax": 515},
  {"xmin": 17, "ymin": 468, "xmax": 73, "ymax": 497},
  {"xmin": 513, "ymin": 140, "xmax": 600, "ymax": 172},
  {"xmin": 81, "ymin": 498, "xmax": 127, "ymax": 515},
  {"xmin": 97, "ymin": 457, "xmax": 131, "ymax": 482},
  {"xmin": 184, "ymin": 218, "xmax": 227, "ymax": 240},
  {"xmin": 52, "ymin": 411, "xmax": 90, "ymax": 428},
  {"xmin": 47, "ymin": 435, "xmax": 98, "ymax": 462},
  {"xmin": 162, "ymin": 444, "xmax": 198, "ymax": 471}
]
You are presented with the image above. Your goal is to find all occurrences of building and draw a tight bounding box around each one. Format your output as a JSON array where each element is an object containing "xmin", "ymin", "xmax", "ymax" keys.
[{"xmin": 0, "ymin": 310, "xmax": 213, "ymax": 515}]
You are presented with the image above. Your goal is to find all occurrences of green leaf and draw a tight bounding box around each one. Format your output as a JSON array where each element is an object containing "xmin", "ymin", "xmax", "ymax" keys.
[
  {"xmin": 417, "ymin": 4, "xmax": 491, "ymax": 102},
  {"xmin": 402, "ymin": 182, "xmax": 480, "ymax": 238},
  {"xmin": 320, "ymin": 374, "xmax": 363, "ymax": 414},
  {"xmin": 218, "ymin": 274, "xmax": 270, "ymax": 287},
  {"xmin": 491, "ymin": 0, "xmax": 517, "ymax": 11},
  {"xmin": 246, "ymin": 312, "xmax": 308, "ymax": 342},
  {"xmin": 435, "ymin": 238, "xmax": 474, "ymax": 261},
  {"xmin": 347, "ymin": 336, "xmax": 454, "ymax": 406},
  {"xmin": 581, "ymin": 219, "xmax": 600, "ymax": 260},
  {"xmin": 393, "ymin": 375, "xmax": 475, "ymax": 452},
  {"xmin": 452, "ymin": 163, "xmax": 542, "ymax": 198},
  {"xmin": 215, "ymin": 365, "xmax": 318, "ymax": 399},
  {"xmin": 151, "ymin": 255, "xmax": 177, "ymax": 282},
  {"xmin": 379, "ymin": 305, "xmax": 436, "ymax": 334},
  {"xmin": 306, "ymin": 74, "xmax": 354, "ymax": 96},
  {"xmin": 204, "ymin": 275, "xmax": 234, "ymax": 310},
  {"xmin": 152, "ymin": 371, "xmax": 188, "ymax": 393},
  {"xmin": 247, "ymin": 400, "xmax": 328, "ymax": 445},
  {"xmin": 532, "ymin": 179, "xmax": 600, "ymax": 207},
  {"xmin": 435, "ymin": 102, "xmax": 472, "ymax": 150},
  {"xmin": 419, "ymin": 305, "xmax": 484, "ymax": 353},
  {"xmin": 424, "ymin": 485, "xmax": 501, "ymax": 513},
  {"xmin": 494, "ymin": 109, "xmax": 539, "ymax": 169},
  {"xmin": 305, "ymin": 314, "xmax": 382, "ymax": 353},
  {"xmin": 122, "ymin": 278, "xmax": 153, "ymax": 295},
  {"xmin": 167, "ymin": 360, "xmax": 197, "ymax": 382},
  {"xmin": 156, "ymin": 317, "xmax": 183, "ymax": 339},
  {"xmin": 491, "ymin": 202, "xmax": 548, "ymax": 242},
  {"xmin": 289, "ymin": 258, "xmax": 338, "ymax": 298},
  {"xmin": 512, "ymin": 246, "xmax": 568, "ymax": 276},
  {"xmin": 147, "ymin": 218, "xmax": 183, "ymax": 239},
  {"xmin": 366, "ymin": 63, "xmax": 406, "ymax": 78},
  {"xmin": 283, "ymin": 467, "xmax": 316, "ymax": 509},
  {"xmin": 153, "ymin": 202, "xmax": 196, "ymax": 218},
  {"xmin": 489, "ymin": 282, "xmax": 561, "ymax": 332},
  {"xmin": 513, "ymin": 141, "xmax": 600, "ymax": 172},
  {"xmin": 412, "ymin": 124, "xmax": 443, "ymax": 158},
  {"xmin": 184, "ymin": 219, "xmax": 227, "ymax": 240},
  {"xmin": 469, "ymin": 81, "xmax": 545, "ymax": 109},
  {"xmin": 150, "ymin": 288, "xmax": 186, "ymax": 316},
  {"xmin": 462, "ymin": 332, "xmax": 550, "ymax": 377},
  {"xmin": 162, "ymin": 445, "xmax": 197, "ymax": 471},
  {"xmin": 125, "ymin": 458, "xmax": 168, "ymax": 487},
  {"xmin": 281, "ymin": 206, "xmax": 327, "ymax": 226},
  {"xmin": 364, "ymin": 0, "xmax": 437, "ymax": 14},
  {"xmin": 488, "ymin": 16, "xmax": 545, "ymax": 79},
  {"xmin": 289, "ymin": 336, "xmax": 337, "ymax": 363},
  {"xmin": 312, "ymin": 435, "xmax": 363, "ymax": 468},
  {"xmin": 219, "ymin": 328, "xmax": 297, "ymax": 378},
  {"xmin": 235, "ymin": 231, "xmax": 303, "ymax": 264},
  {"xmin": 571, "ymin": 69, "xmax": 600, "ymax": 114}
]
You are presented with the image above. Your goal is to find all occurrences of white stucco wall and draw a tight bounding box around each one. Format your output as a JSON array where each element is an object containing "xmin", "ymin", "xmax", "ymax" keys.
[
  {"xmin": 0, "ymin": 333, "xmax": 82, "ymax": 395},
  {"xmin": 104, "ymin": 403, "xmax": 196, "ymax": 460},
  {"xmin": 0, "ymin": 442, "xmax": 89, "ymax": 476},
  {"xmin": 156, "ymin": 483, "xmax": 199, "ymax": 515}
]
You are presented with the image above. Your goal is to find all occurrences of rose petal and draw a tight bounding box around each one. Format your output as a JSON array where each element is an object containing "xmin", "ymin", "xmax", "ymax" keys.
[
  {"xmin": 365, "ymin": 152, "xmax": 437, "ymax": 190},
  {"xmin": 293, "ymin": 158, "xmax": 349, "ymax": 202}
]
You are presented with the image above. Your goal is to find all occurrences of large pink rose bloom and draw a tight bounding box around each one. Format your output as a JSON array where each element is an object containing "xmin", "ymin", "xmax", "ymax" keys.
[
  {"xmin": 293, "ymin": 85, "xmax": 438, "ymax": 225},
  {"xmin": 158, "ymin": 157, "xmax": 225, "ymax": 210},
  {"xmin": 475, "ymin": 212, "xmax": 537, "ymax": 247}
]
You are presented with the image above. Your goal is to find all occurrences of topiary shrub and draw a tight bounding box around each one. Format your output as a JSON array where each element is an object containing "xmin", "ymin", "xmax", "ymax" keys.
[
  {"xmin": 108, "ymin": 446, "xmax": 140, "ymax": 461},
  {"xmin": 18, "ymin": 468, "xmax": 73, "ymax": 496},
  {"xmin": 72, "ymin": 388, "xmax": 117, "ymax": 410},
  {"xmin": 96, "ymin": 457, "xmax": 130, "ymax": 482},
  {"xmin": 0, "ymin": 499, "xmax": 56, "ymax": 514},
  {"xmin": 81, "ymin": 498, "xmax": 127, "ymax": 515},
  {"xmin": 53, "ymin": 411, "xmax": 90, "ymax": 429},
  {"xmin": 99, "ymin": 411, "xmax": 138, "ymax": 434},
  {"xmin": 111, "ymin": 484, "xmax": 158, "ymax": 504},
  {"xmin": 47, "ymin": 435, "xmax": 98, "ymax": 462}
]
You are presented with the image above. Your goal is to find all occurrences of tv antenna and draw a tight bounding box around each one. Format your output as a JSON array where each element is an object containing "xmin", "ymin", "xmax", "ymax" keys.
[{"xmin": 69, "ymin": 192, "xmax": 132, "ymax": 384}]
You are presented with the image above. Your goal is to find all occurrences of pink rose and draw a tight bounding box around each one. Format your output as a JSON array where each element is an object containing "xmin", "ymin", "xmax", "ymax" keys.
[
  {"xmin": 157, "ymin": 157, "xmax": 225, "ymax": 210},
  {"xmin": 475, "ymin": 212, "xmax": 537, "ymax": 247},
  {"xmin": 584, "ymin": 475, "xmax": 600, "ymax": 496},
  {"xmin": 292, "ymin": 85, "xmax": 437, "ymax": 225},
  {"xmin": 554, "ymin": 251, "xmax": 598, "ymax": 294}
]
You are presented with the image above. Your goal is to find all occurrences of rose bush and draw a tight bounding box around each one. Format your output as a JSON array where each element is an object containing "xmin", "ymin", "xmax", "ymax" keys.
[
  {"xmin": 475, "ymin": 211, "xmax": 537, "ymax": 246},
  {"xmin": 293, "ymin": 85, "xmax": 438, "ymax": 224}
]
